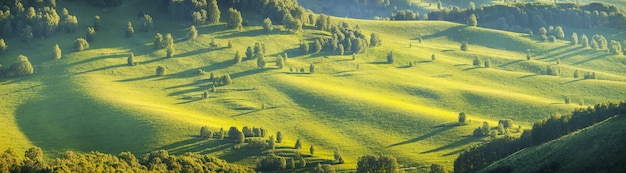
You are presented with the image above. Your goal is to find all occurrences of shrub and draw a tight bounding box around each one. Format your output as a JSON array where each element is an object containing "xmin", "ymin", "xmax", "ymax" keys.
[
  {"xmin": 74, "ymin": 38, "xmax": 89, "ymax": 51},
  {"xmin": 294, "ymin": 138, "xmax": 302, "ymax": 149},
  {"xmin": 207, "ymin": 0, "xmax": 220, "ymax": 23},
  {"xmin": 297, "ymin": 157, "xmax": 306, "ymax": 168},
  {"xmin": 268, "ymin": 136, "xmax": 276, "ymax": 149},
  {"xmin": 52, "ymin": 44, "xmax": 62, "ymax": 60},
  {"xmin": 430, "ymin": 163, "xmax": 446, "ymax": 173},
  {"xmin": 313, "ymin": 39, "xmax": 322, "ymax": 53},
  {"xmin": 333, "ymin": 148, "xmax": 344, "ymax": 164},
  {"xmin": 431, "ymin": 54, "xmax": 436, "ymax": 61},
  {"xmin": 370, "ymin": 32, "xmax": 382, "ymax": 47},
  {"xmin": 155, "ymin": 66, "xmax": 166, "ymax": 76},
  {"xmin": 12, "ymin": 55, "xmax": 34, "ymax": 76},
  {"xmin": 200, "ymin": 126, "xmax": 212, "ymax": 138},
  {"xmin": 472, "ymin": 57, "xmax": 482, "ymax": 67},
  {"xmin": 571, "ymin": 32, "xmax": 578, "ymax": 45},
  {"xmin": 338, "ymin": 44, "xmax": 344, "ymax": 55},
  {"xmin": 257, "ymin": 55, "xmax": 266, "ymax": 69},
  {"xmin": 581, "ymin": 34, "xmax": 589, "ymax": 48},
  {"xmin": 484, "ymin": 58, "xmax": 491, "ymax": 68},
  {"xmin": 564, "ymin": 96, "xmax": 571, "ymax": 104},
  {"xmin": 164, "ymin": 33, "xmax": 174, "ymax": 48},
  {"xmin": 234, "ymin": 51, "xmax": 242, "ymax": 63},
  {"xmin": 554, "ymin": 26, "xmax": 565, "ymax": 39},
  {"xmin": 548, "ymin": 35, "xmax": 557, "ymax": 42},
  {"xmin": 357, "ymin": 154, "xmax": 398, "ymax": 173},
  {"xmin": 154, "ymin": 33, "xmax": 163, "ymax": 49},
  {"xmin": 276, "ymin": 55, "xmax": 284, "ymax": 69},
  {"xmin": 574, "ymin": 69, "xmax": 580, "ymax": 78},
  {"xmin": 263, "ymin": 18, "xmax": 272, "ymax": 33},
  {"xmin": 276, "ymin": 131, "xmax": 283, "ymax": 143}
]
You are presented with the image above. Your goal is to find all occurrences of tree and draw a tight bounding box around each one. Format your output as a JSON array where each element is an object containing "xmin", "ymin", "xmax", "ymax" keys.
[
  {"xmin": 548, "ymin": 35, "xmax": 557, "ymax": 42},
  {"xmin": 481, "ymin": 121, "xmax": 490, "ymax": 136},
  {"xmin": 467, "ymin": 14, "xmax": 478, "ymax": 26},
  {"xmin": 276, "ymin": 55, "xmax": 284, "ymax": 69},
  {"xmin": 300, "ymin": 40, "xmax": 309, "ymax": 54},
  {"xmin": 53, "ymin": 44, "xmax": 62, "ymax": 60},
  {"xmin": 203, "ymin": 90, "xmax": 209, "ymax": 99},
  {"xmin": 142, "ymin": 14, "xmax": 153, "ymax": 32},
  {"xmin": 0, "ymin": 39, "xmax": 6, "ymax": 54},
  {"xmin": 458, "ymin": 112, "xmax": 466, "ymax": 125},
  {"xmin": 297, "ymin": 157, "xmax": 306, "ymax": 168},
  {"xmin": 357, "ymin": 154, "xmax": 398, "ymax": 173},
  {"xmin": 227, "ymin": 8, "xmax": 243, "ymax": 31},
  {"xmin": 460, "ymin": 41, "xmax": 469, "ymax": 51},
  {"xmin": 127, "ymin": 52, "xmax": 135, "ymax": 66},
  {"xmin": 338, "ymin": 44, "xmax": 345, "ymax": 55},
  {"xmin": 386, "ymin": 51, "xmax": 395, "ymax": 64},
  {"xmin": 13, "ymin": 55, "xmax": 34, "ymax": 76},
  {"xmin": 187, "ymin": 26, "xmax": 198, "ymax": 40},
  {"xmin": 473, "ymin": 57, "xmax": 482, "ymax": 67},
  {"xmin": 333, "ymin": 148, "xmax": 344, "ymax": 164},
  {"xmin": 164, "ymin": 33, "xmax": 174, "ymax": 49},
  {"xmin": 155, "ymin": 66, "xmax": 166, "ymax": 76},
  {"xmin": 63, "ymin": 15, "xmax": 78, "ymax": 33},
  {"xmin": 313, "ymin": 39, "xmax": 322, "ymax": 53},
  {"xmin": 207, "ymin": 0, "xmax": 220, "ymax": 23},
  {"xmin": 22, "ymin": 25, "xmax": 34, "ymax": 43},
  {"xmin": 309, "ymin": 64, "xmax": 315, "ymax": 74},
  {"xmin": 538, "ymin": 27, "xmax": 547, "ymax": 36},
  {"xmin": 74, "ymin": 38, "xmax": 89, "ymax": 51},
  {"xmin": 166, "ymin": 46, "xmax": 175, "ymax": 58},
  {"xmin": 234, "ymin": 51, "xmax": 242, "ymax": 63},
  {"xmin": 288, "ymin": 19, "xmax": 303, "ymax": 33},
  {"xmin": 574, "ymin": 69, "xmax": 580, "ymax": 78},
  {"xmin": 85, "ymin": 27, "xmax": 96, "ymax": 42},
  {"xmin": 154, "ymin": 33, "xmax": 163, "ymax": 49},
  {"xmin": 276, "ymin": 131, "xmax": 283, "ymax": 143},
  {"xmin": 294, "ymin": 139, "xmax": 302, "ymax": 149},
  {"xmin": 430, "ymin": 163, "xmax": 447, "ymax": 173},
  {"xmin": 571, "ymin": 32, "xmax": 578, "ymax": 45},
  {"xmin": 222, "ymin": 74, "xmax": 232, "ymax": 85},
  {"xmin": 370, "ymin": 32, "xmax": 382, "ymax": 47},
  {"xmin": 192, "ymin": 10, "xmax": 207, "ymax": 25},
  {"xmin": 484, "ymin": 58, "xmax": 491, "ymax": 68},
  {"xmin": 200, "ymin": 126, "xmax": 212, "ymax": 138},
  {"xmin": 257, "ymin": 154, "xmax": 286, "ymax": 171},
  {"xmin": 554, "ymin": 26, "xmax": 565, "ymax": 39},
  {"xmin": 310, "ymin": 145, "xmax": 315, "ymax": 155},
  {"xmin": 581, "ymin": 34, "xmax": 589, "ymax": 48},
  {"xmin": 268, "ymin": 136, "xmax": 276, "ymax": 150},
  {"xmin": 93, "ymin": 15, "xmax": 102, "ymax": 31},
  {"xmin": 432, "ymin": 54, "xmax": 436, "ymax": 61},
  {"xmin": 609, "ymin": 40, "xmax": 623, "ymax": 55},
  {"xmin": 263, "ymin": 18, "xmax": 272, "ymax": 33},
  {"xmin": 236, "ymin": 130, "xmax": 244, "ymax": 144},
  {"xmin": 257, "ymin": 54, "xmax": 266, "ymax": 69},
  {"xmin": 244, "ymin": 46, "xmax": 253, "ymax": 60},
  {"xmin": 125, "ymin": 22, "xmax": 134, "ymax": 37}
]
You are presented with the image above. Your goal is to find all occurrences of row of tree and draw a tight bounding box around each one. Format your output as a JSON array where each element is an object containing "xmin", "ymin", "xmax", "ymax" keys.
[
  {"xmin": 454, "ymin": 101, "xmax": 626, "ymax": 173},
  {"xmin": 0, "ymin": 147, "xmax": 252, "ymax": 172}
]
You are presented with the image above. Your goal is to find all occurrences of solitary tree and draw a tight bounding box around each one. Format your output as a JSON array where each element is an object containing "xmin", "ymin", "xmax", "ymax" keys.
[
  {"xmin": 234, "ymin": 51, "xmax": 242, "ymax": 63},
  {"xmin": 581, "ymin": 34, "xmax": 589, "ymax": 48},
  {"xmin": 93, "ymin": 15, "xmax": 102, "ymax": 31},
  {"xmin": 294, "ymin": 138, "xmax": 302, "ymax": 149},
  {"xmin": 484, "ymin": 58, "xmax": 491, "ymax": 68},
  {"xmin": 155, "ymin": 66, "xmax": 166, "ymax": 76},
  {"xmin": 125, "ymin": 22, "xmax": 134, "ymax": 37},
  {"xmin": 310, "ymin": 145, "xmax": 315, "ymax": 155},
  {"xmin": 154, "ymin": 33, "xmax": 163, "ymax": 49},
  {"xmin": 85, "ymin": 27, "xmax": 96, "ymax": 42},
  {"xmin": 187, "ymin": 26, "xmax": 198, "ymax": 40},
  {"xmin": 467, "ymin": 14, "xmax": 477, "ymax": 27},
  {"xmin": 387, "ymin": 51, "xmax": 394, "ymax": 64},
  {"xmin": 460, "ymin": 41, "xmax": 469, "ymax": 51},
  {"xmin": 127, "ymin": 52, "xmax": 135, "ymax": 66},
  {"xmin": 164, "ymin": 33, "xmax": 174, "ymax": 49},
  {"xmin": 223, "ymin": 74, "xmax": 232, "ymax": 85},
  {"xmin": 481, "ymin": 121, "xmax": 490, "ymax": 136},
  {"xmin": 166, "ymin": 46, "xmax": 175, "ymax": 58},
  {"xmin": 263, "ymin": 18, "xmax": 272, "ymax": 33},
  {"xmin": 52, "ymin": 44, "xmax": 62, "ymax": 60},
  {"xmin": 142, "ymin": 14, "xmax": 153, "ymax": 32},
  {"xmin": 574, "ymin": 69, "xmax": 580, "ymax": 78},
  {"xmin": 370, "ymin": 32, "xmax": 382, "ymax": 47},
  {"xmin": 0, "ymin": 39, "xmax": 6, "ymax": 54},
  {"xmin": 333, "ymin": 148, "xmax": 344, "ymax": 164},
  {"xmin": 227, "ymin": 8, "xmax": 243, "ymax": 31},
  {"xmin": 458, "ymin": 112, "xmax": 466, "ymax": 125},
  {"xmin": 74, "ymin": 38, "xmax": 89, "ymax": 51},
  {"xmin": 473, "ymin": 57, "xmax": 482, "ymax": 67},
  {"xmin": 309, "ymin": 64, "xmax": 315, "ymax": 74},
  {"xmin": 14, "ymin": 55, "xmax": 34, "ymax": 76},
  {"xmin": 431, "ymin": 54, "xmax": 436, "ymax": 61},
  {"xmin": 276, "ymin": 55, "xmax": 284, "ymax": 69},
  {"xmin": 555, "ymin": 26, "xmax": 565, "ymax": 39},
  {"xmin": 257, "ymin": 55, "xmax": 266, "ymax": 69},
  {"xmin": 276, "ymin": 131, "xmax": 283, "ymax": 143},
  {"xmin": 200, "ymin": 126, "xmax": 212, "ymax": 138},
  {"xmin": 571, "ymin": 32, "xmax": 578, "ymax": 45}
]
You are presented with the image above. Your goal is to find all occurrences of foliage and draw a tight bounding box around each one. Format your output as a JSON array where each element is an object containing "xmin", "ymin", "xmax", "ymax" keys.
[
  {"xmin": 234, "ymin": 51, "xmax": 242, "ymax": 64},
  {"xmin": 127, "ymin": 52, "xmax": 135, "ymax": 66},
  {"xmin": 141, "ymin": 14, "xmax": 153, "ymax": 32},
  {"xmin": 0, "ymin": 39, "xmax": 6, "ymax": 54},
  {"xmin": 472, "ymin": 57, "xmax": 482, "ymax": 67},
  {"xmin": 187, "ymin": 26, "xmax": 198, "ymax": 40},
  {"xmin": 155, "ymin": 66, "xmax": 166, "ymax": 76},
  {"xmin": 93, "ymin": 16, "xmax": 102, "ymax": 31},
  {"xmin": 9, "ymin": 55, "xmax": 34, "ymax": 77},
  {"xmin": 263, "ymin": 18, "xmax": 273, "ymax": 33},
  {"xmin": 257, "ymin": 54, "xmax": 266, "ymax": 69},
  {"xmin": 294, "ymin": 138, "xmax": 302, "ymax": 149},
  {"xmin": 571, "ymin": 32, "xmax": 578, "ymax": 45},
  {"xmin": 276, "ymin": 55, "xmax": 284, "ymax": 69},
  {"xmin": 356, "ymin": 154, "xmax": 399, "ymax": 173},
  {"xmin": 85, "ymin": 27, "xmax": 96, "ymax": 42},
  {"xmin": 200, "ymin": 126, "xmax": 212, "ymax": 138},
  {"xmin": 460, "ymin": 41, "xmax": 469, "ymax": 51},
  {"xmin": 52, "ymin": 44, "xmax": 61, "ymax": 60},
  {"xmin": 257, "ymin": 154, "xmax": 286, "ymax": 171},
  {"xmin": 484, "ymin": 58, "xmax": 491, "ymax": 68},
  {"xmin": 154, "ymin": 33, "xmax": 164, "ymax": 49},
  {"xmin": 73, "ymin": 38, "xmax": 89, "ymax": 52},
  {"xmin": 467, "ymin": 14, "xmax": 477, "ymax": 27},
  {"xmin": 430, "ymin": 163, "xmax": 447, "ymax": 173},
  {"xmin": 125, "ymin": 22, "xmax": 134, "ymax": 38},
  {"xmin": 166, "ymin": 46, "xmax": 175, "ymax": 58},
  {"xmin": 458, "ymin": 112, "xmax": 466, "ymax": 125},
  {"xmin": 581, "ymin": 34, "xmax": 589, "ymax": 48},
  {"xmin": 333, "ymin": 148, "xmax": 344, "ymax": 164},
  {"xmin": 370, "ymin": 33, "xmax": 382, "ymax": 47},
  {"xmin": 227, "ymin": 8, "xmax": 243, "ymax": 31},
  {"xmin": 309, "ymin": 64, "xmax": 315, "ymax": 74}
]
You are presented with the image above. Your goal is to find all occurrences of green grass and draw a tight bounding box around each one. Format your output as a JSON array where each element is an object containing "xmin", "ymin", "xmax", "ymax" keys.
[
  {"xmin": 1, "ymin": 0, "xmax": 626, "ymax": 172},
  {"xmin": 479, "ymin": 115, "xmax": 626, "ymax": 173}
]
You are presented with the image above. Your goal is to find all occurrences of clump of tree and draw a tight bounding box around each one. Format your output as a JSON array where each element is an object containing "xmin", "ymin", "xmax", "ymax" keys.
[
  {"xmin": 74, "ymin": 38, "xmax": 89, "ymax": 51},
  {"xmin": 227, "ymin": 8, "xmax": 243, "ymax": 31},
  {"xmin": 276, "ymin": 55, "xmax": 284, "ymax": 69},
  {"xmin": 609, "ymin": 40, "xmax": 623, "ymax": 55},
  {"xmin": 52, "ymin": 44, "xmax": 61, "ymax": 60},
  {"xmin": 200, "ymin": 126, "xmax": 213, "ymax": 138},
  {"xmin": 467, "ymin": 14, "xmax": 478, "ymax": 26},
  {"xmin": 257, "ymin": 154, "xmax": 286, "ymax": 171},
  {"xmin": 391, "ymin": 10, "xmax": 420, "ymax": 20},
  {"xmin": 430, "ymin": 163, "xmax": 447, "ymax": 173},
  {"xmin": 309, "ymin": 64, "xmax": 315, "ymax": 74},
  {"xmin": 333, "ymin": 148, "xmax": 344, "ymax": 164},
  {"xmin": 357, "ymin": 154, "xmax": 399, "ymax": 173},
  {"xmin": 370, "ymin": 32, "xmax": 382, "ymax": 47},
  {"xmin": 166, "ymin": 46, "xmax": 175, "ymax": 58},
  {"xmin": 571, "ymin": 32, "xmax": 578, "ymax": 46},
  {"xmin": 473, "ymin": 121, "xmax": 491, "ymax": 137},
  {"xmin": 6, "ymin": 55, "xmax": 35, "ymax": 77},
  {"xmin": 546, "ymin": 65, "xmax": 561, "ymax": 76}
]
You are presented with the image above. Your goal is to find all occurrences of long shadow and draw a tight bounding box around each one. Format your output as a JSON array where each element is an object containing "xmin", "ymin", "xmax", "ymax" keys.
[
  {"xmin": 562, "ymin": 78, "xmax": 584, "ymax": 84},
  {"xmin": 116, "ymin": 75, "xmax": 158, "ymax": 82},
  {"xmin": 68, "ymin": 54, "xmax": 127, "ymax": 67},
  {"xmin": 167, "ymin": 85, "xmax": 208, "ymax": 96},
  {"xmin": 519, "ymin": 74, "xmax": 538, "ymax": 79},
  {"xmin": 367, "ymin": 61, "xmax": 389, "ymax": 65},
  {"xmin": 420, "ymin": 136, "xmax": 483, "ymax": 154},
  {"xmin": 572, "ymin": 54, "xmax": 609, "ymax": 65},
  {"xmin": 499, "ymin": 60, "xmax": 524, "ymax": 68},
  {"xmin": 163, "ymin": 79, "xmax": 209, "ymax": 90},
  {"xmin": 421, "ymin": 25, "xmax": 467, "ymax": 40},
  {"xmin": 73, "ymin": 64, "xmax": 127, "ymax": 76},
  {"xmin": 386, "ymin": 125, "xmax": 454, "ymax": 148},
  {"xmin": 140, "ymin": 57, "xmax": 169, "ymax": 65},
  {"xmin": 463, "ymin": 66, "xmax": 482, "ymax": 71},
  {"xmin": 231, "ymin": 68, "xmax": 271, "ymax": 79},
  {"xmin": 214, "ymin": 29, "xmax": 290, "ymax": 39},
  {"xmin": 232, "ymin": 110, "xmax": 261, "ymax": 117},
  {"xmin": 159, "ymin": 60, "xmax": 233, "ymax": 80}
]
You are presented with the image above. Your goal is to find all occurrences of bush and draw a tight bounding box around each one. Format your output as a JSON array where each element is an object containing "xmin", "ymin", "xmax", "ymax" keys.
[
  {"xmin": 333, "ymin": 148, "xmax": 344, "ymax": 164},
  {"xmin": 276, "ymin": 131, "xmax": 283, "ymax": 143},
  {"xmin": 460, "ymin": 41, "xmax": 469, "ymax": 51},
  {"xmin": 467, "ymin": 14, "xmax": 478, "ymax": 26},
  {"xmin": 155, "ymin": 66, "xmax": 166, "ymax": 76},
  {"xmin": 207, "ymin": 0, "xmax": 220, "ymax": 23},
  {"xmin": 74, "ymin": 38, "xmax": 89, "ymax": 51},
  {"xmin": 370, "ymin": 32, "xmax": 382, "ymax": 47},
  {"xmin": 571, "ymin": 32, "xmax": 578, "ymax": 45},
  {"xmin": 484, "ymin": 58, "xmax": 491, "ymax": 68},
  {"xmin": 276, "ymin": 55, "xmax": 284, "ymax": 69},
  {"xmin": 257, "ymin": 154, "xmax": 286, "ymax": 171},
  {"xmin": 581, "ymin": 34, "xmax": 589, "ymax": 48},
  {"xmin": 93, "ymin": 16, "xmax": 102, "ymax": 31},
  {"xmin": 12, "ymin": 55, "xmax": 34, "ymax": 76},
  {"xmin": 257, "ymin": 55, "xmax": 266, "ymax": 69},
  {"xmin": 52, "ymin": 44, "xmax": 61, "ymax": 60},
  {"xmin": 164, "ymin": 33, "xmax": 174, "ymax": 48},
  {"xmin": 125, "ymin": 22, "xmax": 134, "ymax": 37},
  {"xmin": 200, "ymin": 126, "xmax": 212, "ymax": 138},
  {"xmin": 472, "ymin": 57, "xmax": 482, "ymax": 67},
  {"xmin": 245, "ymin": 46, "xmax": 254, "ymax": 60},
  {"xmin": 166, "ymin": 46, "xmax": 175, "ymax": 58},
  {"xmin": 430, "ymin": 163, "xmax": 446, "ymax": 173},
  {"xmin": 294, "ymin": 138, "xmax": 302, "ymax": 149},
  {"xmin": 300, "ymin": 40, "xmax": 309, "ymax": 54}
]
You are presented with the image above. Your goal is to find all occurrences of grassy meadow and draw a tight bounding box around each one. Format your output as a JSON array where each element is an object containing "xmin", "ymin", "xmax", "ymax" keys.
[{"xmin": 0, "ymin": 0, "xmax": 625, "ymax": 172}]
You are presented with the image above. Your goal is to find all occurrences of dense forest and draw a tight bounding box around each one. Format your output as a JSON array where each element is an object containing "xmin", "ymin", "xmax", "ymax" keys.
[{"xmin": 454, "ymin": 101, "xmax": 626, "ymax": 173}]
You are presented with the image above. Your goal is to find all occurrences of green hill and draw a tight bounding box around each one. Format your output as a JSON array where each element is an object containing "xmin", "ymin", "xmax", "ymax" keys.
[
  {"xmin": 478, "ymin": 115, "xmax": 626, "ymax": 173},
  {"xmin": 0, "ymin": 0, "xmax": 625, "ymax": 172}
]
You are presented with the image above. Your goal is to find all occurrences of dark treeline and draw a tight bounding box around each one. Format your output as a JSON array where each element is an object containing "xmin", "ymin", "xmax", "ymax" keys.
[
  {"xmin": 454, "ymin": 101, "xmax": 626, "ymax": 173},
  {"xmin": 427, "ymin": 2, "xmax": 626, "ymax": 30},
  {"xmin": 0, "ymin": 147, "xmax": 253, "ymax": 172}
]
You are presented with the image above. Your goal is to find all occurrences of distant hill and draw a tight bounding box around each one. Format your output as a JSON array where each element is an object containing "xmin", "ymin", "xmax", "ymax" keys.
[{"xmin": 479, "ymin": 115, "xmax": 626, "ymax": 173}]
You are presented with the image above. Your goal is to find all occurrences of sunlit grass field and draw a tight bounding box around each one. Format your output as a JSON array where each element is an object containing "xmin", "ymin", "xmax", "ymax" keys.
[{"xmin": 0, "ymin": 0, "xmax": 625, "ymax": 172}]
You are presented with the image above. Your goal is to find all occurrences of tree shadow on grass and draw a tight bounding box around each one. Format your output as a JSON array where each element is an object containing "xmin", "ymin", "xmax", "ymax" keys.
[
  {"xmin": 214, "ymin": 28, "xmax": 291, "ymax": 39},
  {"xmin": 499, "ymin": 60, "xmax": 524, "ymax": 68},
  {"xmin": 562, "ymin": 78, "xmax": 585, "ymax": 84},
  {"xmin": 69, "ymin": 53, "xmax": 127, "ymax": 67},
  {"xmin": 116, "ymin": 75, "xmax": 158, "ymax": 82},
  {"xmin": 420, "ymin": 136, "xmax": 484, "ymax": 154},
  {"xmin": 73, "ymin": 64, "xmax": 127, "ymax": 76},
  {"xmin": 386, "ymin": 125, "xmax": 455, "ymax": 148},
  {"xmin": 367, "ymin": 61, "xmax": 389, "ymax": 65},
  {"xmin": 518, "ymin": 74, "xmax": 539, "ymax": 79},
  {"xmin": 463, "ymin": 66, "xmax": 482, "ymax": 71},
  {"xmin": 572, "ymin": 54, "xmax": 610, "ymax": 65}
]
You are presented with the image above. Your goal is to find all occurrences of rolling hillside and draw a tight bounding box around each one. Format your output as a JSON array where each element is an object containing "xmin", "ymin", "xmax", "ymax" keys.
[
  {"xmin": 479, "ymin": 115, "xmax": 626, "ymax": 173},
  {"xmin": 0, "ymin": 0, "xmax": 625, "ymax": 172}
]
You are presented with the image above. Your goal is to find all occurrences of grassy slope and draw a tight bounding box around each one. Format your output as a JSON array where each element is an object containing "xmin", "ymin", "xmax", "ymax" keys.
[
  {"xmin": 0, "ymin": 0, "xmax": 625, "ymax": 172},
  {"xmin": 479, "ymin": 115, "xmax": 626, "ymax": 173}
]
